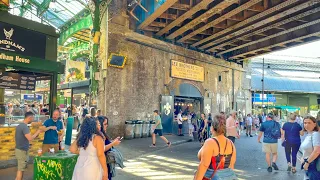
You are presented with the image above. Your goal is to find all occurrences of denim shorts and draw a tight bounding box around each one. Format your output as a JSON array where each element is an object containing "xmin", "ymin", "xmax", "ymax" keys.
[{"xmin": 204, "ymin": 168, "xmax": 238, "ymax": 180}]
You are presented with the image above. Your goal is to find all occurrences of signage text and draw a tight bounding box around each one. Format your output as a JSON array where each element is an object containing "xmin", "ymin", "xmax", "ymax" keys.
[{"xmin": 171, "ymin": 60, "xmax": 204, "ymax": 82}]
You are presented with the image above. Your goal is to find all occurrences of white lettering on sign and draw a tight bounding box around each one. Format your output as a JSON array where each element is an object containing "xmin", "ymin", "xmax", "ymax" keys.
[{"xmin": 0, "ymin": 28, "xmax": 26, "ymax": 52}]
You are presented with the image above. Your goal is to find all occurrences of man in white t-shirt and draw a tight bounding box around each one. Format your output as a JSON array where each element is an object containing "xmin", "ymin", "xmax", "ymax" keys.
[
  {"xmin": 246, "ymin": 114, "xmax": 253, "ymax": 137},
  {"xmin": 177, "ymin": 111, "xmax": 183, "ymax": 136}
]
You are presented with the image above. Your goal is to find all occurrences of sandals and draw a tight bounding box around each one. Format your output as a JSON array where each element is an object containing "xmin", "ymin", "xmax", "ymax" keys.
[
  {"xmin": 287, "ymin": 166, "xmax": 292, "ymax": 172},
  {"xmin": 292, "ymin": 167, "xmax": 297, "ymax": 174}
]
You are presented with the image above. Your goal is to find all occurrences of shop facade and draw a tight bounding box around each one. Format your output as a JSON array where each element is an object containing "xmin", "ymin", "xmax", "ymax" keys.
[
  {"xmin": 0, "ymin": 12, "xmax": 63, "ymax": 162},
  {"xmin": 96, "ymin": 2, "xmax": 251, "ymax": 136}
]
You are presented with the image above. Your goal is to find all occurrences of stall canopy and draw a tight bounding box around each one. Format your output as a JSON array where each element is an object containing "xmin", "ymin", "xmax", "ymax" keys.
[{"xmin": 270, "ymin": 105, "xmax": 300, "ymax": 112}]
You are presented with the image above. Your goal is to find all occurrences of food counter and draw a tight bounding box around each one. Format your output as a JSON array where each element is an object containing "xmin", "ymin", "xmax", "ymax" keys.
[{"xmin": 0, "ymin": 121, "xmax": 45, "ymax": 161}]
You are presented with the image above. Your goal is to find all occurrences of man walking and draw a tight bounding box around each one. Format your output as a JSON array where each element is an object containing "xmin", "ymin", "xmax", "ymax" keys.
[
  {"xmin": 40, "ymin": 109, "xmax": 64, "ymax": 153},
  {"xmin": 177, "ymin": 111, "xmax": 183, "ymax": 136},
  {"xmin": 150, "ymin": 110, "xmax": 171, "ymax": 147},
  {"xmin": 15, "ymin": 112, "xmax": 41, "ymax": 180},
  {"xmin": 246, "ymin": 114, "xmax": 253, "ymax": 137},
  {"xmin": 258, "ymin": 113, "xmax": 281, "ymax": 172},
  {"xmin": 226, "ymin": 111, "xmax": 239, "ymax": 143}
]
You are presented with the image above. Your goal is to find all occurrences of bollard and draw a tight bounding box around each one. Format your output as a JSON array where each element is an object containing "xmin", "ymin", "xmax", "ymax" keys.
[{"xmin": 65, "ymin": 116, "xmax": 74, "ymax": 145}]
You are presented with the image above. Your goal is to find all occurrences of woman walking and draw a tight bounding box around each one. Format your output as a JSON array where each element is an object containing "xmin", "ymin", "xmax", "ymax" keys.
[
  {"xmin": 70, "ymin": 117, "xmax": 108, "ymax": 180},
  {"xmin": 198, "ymin": 113, "xmax": 208, "ymax": 146},
  {"xmin": 281, "ymin": 113, "xmax": 304, "ymax": 173},
  {"xmin": 300, "ymin": 116, "xmax": 320, "ymax": 180},
  {"xmin": 194, "ymin": 115, "xmax": 237, "ymax": 180}
]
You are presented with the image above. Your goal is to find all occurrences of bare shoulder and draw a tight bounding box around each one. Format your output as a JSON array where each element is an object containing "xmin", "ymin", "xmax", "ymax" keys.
[
  {"xmin": 204, "ymin": 138, "xmax": 217, "ymax": 146},
  {"xmin": 94, "ymin": 135, "xmax": 103, "ymax": 141}
]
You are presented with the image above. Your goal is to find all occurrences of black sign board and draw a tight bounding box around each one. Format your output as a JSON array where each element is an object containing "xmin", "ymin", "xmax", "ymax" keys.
[
  {"xmin": 0, "ymin": 21, "xmax": 46, "ymax": 59},
  {"xmin": 108, "ymin": 54, "xmax": 127, "ymax": 68},
  {"xmin": 0, "ymin": 72, "xmax": 36, "ymax": 90}
]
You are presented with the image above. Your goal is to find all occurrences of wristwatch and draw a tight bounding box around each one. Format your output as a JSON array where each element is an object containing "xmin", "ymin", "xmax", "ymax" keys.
[{"xmin": 304, "ymin": 159, "xmax": 310, "ymax": 164}]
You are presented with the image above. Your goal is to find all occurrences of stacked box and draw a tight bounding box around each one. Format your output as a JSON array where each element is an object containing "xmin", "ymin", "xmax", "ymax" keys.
[{"xmin": 0, "ymin": 126, "xmax": 44, "ymax": 161}]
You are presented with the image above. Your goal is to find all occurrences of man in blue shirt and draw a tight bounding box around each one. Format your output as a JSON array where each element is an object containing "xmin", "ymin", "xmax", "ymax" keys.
[
  {"xmin": 258, "ymin": 113, "xmax": 281, "ymax": 172},
  {"xmin": 40, "ymin": 109, "xmax": 64, "ymax": 153}
]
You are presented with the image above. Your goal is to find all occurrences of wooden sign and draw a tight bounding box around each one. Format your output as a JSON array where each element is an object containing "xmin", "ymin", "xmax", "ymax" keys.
[{"xmin": 171, "ymin": 60, "xmax": 204, "ymax": 82}]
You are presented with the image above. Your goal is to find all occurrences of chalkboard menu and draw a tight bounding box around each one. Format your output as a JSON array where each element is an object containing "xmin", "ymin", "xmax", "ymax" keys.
[
  {"xmin": 0, "ymin": 72, "xmax": 36, "ymax": 90},
  {"xmin": 107, "ymin": 53, "xmax": 127, "ymax": 68}
]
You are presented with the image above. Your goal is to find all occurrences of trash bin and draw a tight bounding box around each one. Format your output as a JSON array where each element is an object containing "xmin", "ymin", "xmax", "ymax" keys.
[
  {"xmin": 134, "ymin": 120, "xmax": 143, "ymax": 138},
  {"xmin": 142, "ymin": 121, "xmax": 150, "ymax": 138},
  {"xmin": 149, "ymin": 120, "xmax": 155, "ymax": 137},
  {"xmin": 125, "ymin": 120, "xmax": 135, "ymax": 140},
  {"xmin": 34, "ymin": 151, "xmax": 78, "ymax": 180}
]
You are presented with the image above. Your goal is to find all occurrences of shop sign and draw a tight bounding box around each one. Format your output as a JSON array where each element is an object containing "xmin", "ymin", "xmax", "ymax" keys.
[
  {"xmin": 23, "ymin": 94, "xmax": 42, "ymax": 100},
  {"xmin": 171, "ymin": 60, "xmax": 204, "ymax": 82},
  {"xmin": 0, "ymin": 52, "xmax": 31, "ymax": 64},
  {"xmin": 0, "ymin": 72, "xmax": 36, "ymax": 90},
  {"xmin": 0, "ymin": 22, "xmax": 46, "ymax": 59}
]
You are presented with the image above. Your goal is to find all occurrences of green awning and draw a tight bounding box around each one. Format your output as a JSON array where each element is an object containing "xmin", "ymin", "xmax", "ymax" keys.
[
  {"xmin": 0, "ymin": 50, "xmax": 64, "ymax": 74},
  {"xmin": 270, "ymin": 105, "xmax": 300, "ymax": 112}
]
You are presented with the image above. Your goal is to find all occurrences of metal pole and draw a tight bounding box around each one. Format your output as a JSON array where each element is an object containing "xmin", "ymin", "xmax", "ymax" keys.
[
  {"xmin": 232, "ymin": 69, "xmax": 235, "ymax": 110},
  {"xmin": 262, "ymin": 58, "xmax": 265, "ymax": 113},
  {"xmin": 49, "ymin": 73, "xmax": 58, "ymax": 117}
]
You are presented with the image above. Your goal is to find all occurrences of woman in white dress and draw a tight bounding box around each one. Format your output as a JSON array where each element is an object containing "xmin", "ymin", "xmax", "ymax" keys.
[{"xmin": 70, "ymin": 117, "xmax": 108, "ymax": 180}]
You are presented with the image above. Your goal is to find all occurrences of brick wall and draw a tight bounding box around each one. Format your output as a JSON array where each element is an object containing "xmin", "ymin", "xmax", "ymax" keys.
[{"xmin": 97, "ymin": 0, "xmax": 250, "ymax": 137}]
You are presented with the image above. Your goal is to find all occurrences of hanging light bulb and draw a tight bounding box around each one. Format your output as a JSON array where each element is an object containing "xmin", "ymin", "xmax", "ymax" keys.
[
  {"xmin": 175, "ymin": 103, "xmax": 177, "ymax": 106},
  {"xmin": 182, "ymin": 103, "xmax": 184, "ymax": 106}
]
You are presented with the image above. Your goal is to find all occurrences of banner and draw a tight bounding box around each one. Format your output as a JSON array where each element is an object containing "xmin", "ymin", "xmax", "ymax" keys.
[
  {"xmin": 65, "ymin": 60, "xmax": 86, "ymax": 83},
  {"xmin": 171, "ymin": 60, "xmax": 204, "ymax": 82}
]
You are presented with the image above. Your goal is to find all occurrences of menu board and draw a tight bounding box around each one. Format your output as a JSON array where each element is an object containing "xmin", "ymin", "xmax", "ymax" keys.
[{"xmin": 0, "ymin": 72, "xmax": 36, "ymax": 90}]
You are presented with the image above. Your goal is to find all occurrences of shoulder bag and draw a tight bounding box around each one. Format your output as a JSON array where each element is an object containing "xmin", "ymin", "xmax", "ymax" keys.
[{"xmin": 310, "ymin": 133, "xmax": 320, "ymax": 171}]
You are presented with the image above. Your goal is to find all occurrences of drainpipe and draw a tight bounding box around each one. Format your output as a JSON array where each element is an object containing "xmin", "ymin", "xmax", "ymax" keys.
[{"xmin": 232, "ymin": 69, "xmax": 235, "ymax": 110}]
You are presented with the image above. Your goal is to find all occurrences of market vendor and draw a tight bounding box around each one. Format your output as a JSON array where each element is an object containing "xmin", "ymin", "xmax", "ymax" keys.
[{"xmin": 40, "ymin": 109, "xmax": 64, "ymax": 153}]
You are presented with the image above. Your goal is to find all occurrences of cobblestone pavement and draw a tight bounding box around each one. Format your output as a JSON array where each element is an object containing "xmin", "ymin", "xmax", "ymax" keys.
[{"xmin": 0, "ymin": 133, "xmax": 305, "ymax": 180}]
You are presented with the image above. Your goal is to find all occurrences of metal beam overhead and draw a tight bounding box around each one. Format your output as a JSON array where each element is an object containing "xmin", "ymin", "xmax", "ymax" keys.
[
  {"xmin": 167, "ymin": 0, "xmax": 239, "ymax": 40},
  {"xmin": 156, "ymin": 0, "xmax": 215, "ymax": 36},
  {"xmin": 230, "ymin": 23, "xmax": 320, "ymax": 59},
  {"xmin": 196, "ymin": 0, "xmax": 300, "ymax": 49},
  {"xmin": 216, "ymin": 7, "xmax": 320, "ymax": 55},
  {"xmin": 138, "ymin": 0, "xmax": 179, "ymax": 30}
]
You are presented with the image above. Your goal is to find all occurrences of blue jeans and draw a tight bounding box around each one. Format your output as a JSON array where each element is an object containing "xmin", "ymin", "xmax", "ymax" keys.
[
  {"xmin": 204, "ymin": 168, "xmax": 237, "ymax": 180},
  {"xmin": 305, "ymin": 159, "xmax": 320, "ymax": 180}
]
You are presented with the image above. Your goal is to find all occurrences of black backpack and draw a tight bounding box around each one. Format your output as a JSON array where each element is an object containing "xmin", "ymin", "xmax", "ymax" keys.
[{"xmin": 271, "ymin": 121, "xmax": 281, "ymax": 139}]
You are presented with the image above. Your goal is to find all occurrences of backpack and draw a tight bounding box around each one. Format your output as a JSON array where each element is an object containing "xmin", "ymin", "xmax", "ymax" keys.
[
  {"xmin": 271, "ymin": 121, "xmax": 281, "ymax": 139},
  {"xmin": 82, "ymin": 108, "xmax": 88, "ymax": 117}
]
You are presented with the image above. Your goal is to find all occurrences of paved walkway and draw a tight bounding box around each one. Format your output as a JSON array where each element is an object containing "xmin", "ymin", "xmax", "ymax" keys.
[
  {"xmin": 0, "ymin": 132, "xmax": 306, "ymax": 180},
  {"xmin": 0, "ymin": 134, "xmax": 192, "ymax": 180}
]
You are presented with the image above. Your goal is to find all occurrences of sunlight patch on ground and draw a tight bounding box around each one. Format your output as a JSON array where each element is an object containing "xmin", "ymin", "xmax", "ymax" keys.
[{"xmin": 119, "ymin": 154, "xmax": 197, "ymax": 180}]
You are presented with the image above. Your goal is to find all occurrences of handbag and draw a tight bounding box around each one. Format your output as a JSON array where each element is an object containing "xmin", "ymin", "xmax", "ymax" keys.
[
  {"xmin": 310, "ymin": 134, "xmax": 320, "ymax": 171},
  {"xmin": 281, "ymin": 123, "xmax": 294, "ymax": 147}
]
